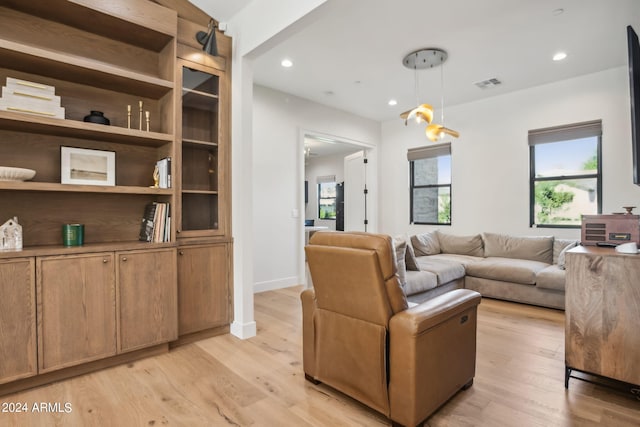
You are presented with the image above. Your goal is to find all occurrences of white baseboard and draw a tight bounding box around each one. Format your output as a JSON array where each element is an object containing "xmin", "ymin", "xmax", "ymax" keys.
[
  {"xmin": 254, "ymin": 276, "xmax": 299, "ymax": 293},
  {"xmin": 231, "ymin": 320, "xmax": 257, "ymax": 339}
]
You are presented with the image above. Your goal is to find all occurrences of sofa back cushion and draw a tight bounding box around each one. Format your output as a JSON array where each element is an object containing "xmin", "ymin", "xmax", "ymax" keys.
[
  {"xmin": 482, "ymin": 232, "xmax": 553, "ymax": 264},
  {"xmin": 437, "ymin": 231, "xmax": 484, "ymax": 257},
  {"xmin": 392, "ymin": 237, "xmax": 408, "ymax": 285},
  {"xmin": 411, "ymin": 231, "xmax": 441, "ymax": 256},
  {"xmin": 553, "ymin": 238, "xmax": 579, "ymax": 265}
]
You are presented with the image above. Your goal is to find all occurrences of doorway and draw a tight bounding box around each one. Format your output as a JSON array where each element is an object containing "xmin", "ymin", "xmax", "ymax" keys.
[{"xmin": 299, "ymin": 130, "xmax": 376, "ymax": 287}]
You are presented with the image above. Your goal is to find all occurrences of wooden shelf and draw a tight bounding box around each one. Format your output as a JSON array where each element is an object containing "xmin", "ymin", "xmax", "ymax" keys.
[
  {"xmin": 182, "ymin": 89, "xmax": 219, "ymax": 111},
  {"xmin": 183, "ymin": 138, "xmax": 218, "ymax": 147},
  {"xmin": 182, "ymin": 190, "xmax": 218, "ymax": 195},
  {"xmin": 0, "ymin": 181, "xmax": 172, "ymax": 195},
  {"xmin": 0, "ymin": 40, "xmax": 173, "ymax": 99},
  {"xmin": 0, "ymin": 111, "xmax": 173, "ymax": 147},
  {"xmin": 0, "ymin": 1, "xmax": 176, "ymax": 52},
  {"xmin": 0, "ymin": 241, "xmax": 176, "ymax": 260}
]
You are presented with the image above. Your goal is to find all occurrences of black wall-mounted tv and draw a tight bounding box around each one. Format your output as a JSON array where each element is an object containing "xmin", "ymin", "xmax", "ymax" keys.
[{"xmin": 628, "ymin": 25, "xmax": 640, "ymax": 185}]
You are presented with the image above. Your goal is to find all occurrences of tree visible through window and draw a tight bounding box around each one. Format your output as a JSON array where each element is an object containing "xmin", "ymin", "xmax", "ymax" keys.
[
  {"xmin": 408, "ymin": 144, "xmax": 451, "ymax": 225},
  {"xmin": 529, "ymin": 120, "xmax": 602, "ymax": 227}
]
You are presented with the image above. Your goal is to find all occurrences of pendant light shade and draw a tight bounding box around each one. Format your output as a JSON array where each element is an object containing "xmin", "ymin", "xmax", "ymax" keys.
[
  {"xmin": 401, "ymin": 48, "xmax": 459, "ymax": 141},
  {"xmin": 426, "ymin": 124, "xmax": 460, "ymax": 142},
  {"xmin": 402, "ymin": 103, "xmax": 434, "ymax": 125}
]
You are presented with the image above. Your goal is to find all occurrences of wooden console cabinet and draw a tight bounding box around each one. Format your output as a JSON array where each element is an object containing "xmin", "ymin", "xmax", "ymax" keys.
[{"xmin": 565, "ymin": 246, "xmax": 640, "ymax": 388}]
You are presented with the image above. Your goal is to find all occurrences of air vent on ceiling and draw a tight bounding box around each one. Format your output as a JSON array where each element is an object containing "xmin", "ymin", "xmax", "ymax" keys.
[{"xmin": 474, "ymin": 78, "xmax": 502, "ymax": 89}]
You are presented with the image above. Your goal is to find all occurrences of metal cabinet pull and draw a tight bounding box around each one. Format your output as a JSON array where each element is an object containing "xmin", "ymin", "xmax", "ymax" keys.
[{"xmin": 122, "ymin": 257, "xmax": 127, "ymax": 262}]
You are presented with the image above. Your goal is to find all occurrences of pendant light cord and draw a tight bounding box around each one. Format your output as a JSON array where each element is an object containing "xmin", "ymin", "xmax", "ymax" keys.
[{"xmin": 440, "ymin": 55, "xmax": 445, "ymax": 125}]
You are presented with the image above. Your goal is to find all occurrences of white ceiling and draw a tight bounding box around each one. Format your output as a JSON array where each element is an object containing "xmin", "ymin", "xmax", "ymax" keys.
[{"xmin": 196, "ymin": 0, "xmax": 640, "ymax": 123}]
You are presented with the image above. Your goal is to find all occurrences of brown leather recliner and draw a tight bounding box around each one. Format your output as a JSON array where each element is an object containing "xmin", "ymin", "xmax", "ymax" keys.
[{"xmin": 302, "ymin": 231, "xmax": 481, "ymax": 427}]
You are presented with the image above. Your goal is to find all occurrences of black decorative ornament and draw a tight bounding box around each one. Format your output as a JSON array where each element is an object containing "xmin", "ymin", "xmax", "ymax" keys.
[{"xmin": 83, "ymin": 110, "xmax": 110, "ymax": 125}]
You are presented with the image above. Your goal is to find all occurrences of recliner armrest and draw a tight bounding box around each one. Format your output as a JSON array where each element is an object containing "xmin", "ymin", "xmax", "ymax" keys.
[
  {"xmin": 390, "ymin": 289, "xmax": 481, "ymax": 334},
  {"xmin": 388, "ymin": 288, "xmax": 481, "ymax": 427}
]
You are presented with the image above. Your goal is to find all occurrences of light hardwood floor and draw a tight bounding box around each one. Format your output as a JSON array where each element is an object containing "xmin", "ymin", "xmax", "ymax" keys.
[{"xmin": 1, "ymin": 286, "xmax": 639, "ymax": 426}]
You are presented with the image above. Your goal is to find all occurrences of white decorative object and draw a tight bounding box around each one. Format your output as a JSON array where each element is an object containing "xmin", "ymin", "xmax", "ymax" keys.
[
  {"xmin": 0, "ymin": 166, "xmax": 36, "ymax": 181},
  {"xmin": 0, "ymin": 217, "xmax": 23, "ymax": 251},
  {"xmin": 0, "ymin": 77, "xmax": 65, "ymax": 119}
]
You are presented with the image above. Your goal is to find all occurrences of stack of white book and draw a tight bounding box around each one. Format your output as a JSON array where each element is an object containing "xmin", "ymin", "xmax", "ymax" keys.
[{"xmin": 0, "ymin": 77, "xmax": 65, "ymax": 119}]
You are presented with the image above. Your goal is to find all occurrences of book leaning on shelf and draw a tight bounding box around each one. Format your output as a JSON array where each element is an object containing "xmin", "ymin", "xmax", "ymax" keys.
[
  {"xmin": 156, "ymin": 157, "xmax": 171, "ymax": 189},
  {"xmin": 139, "ymin": 202, "xmax": 171, "ymax": 242}
]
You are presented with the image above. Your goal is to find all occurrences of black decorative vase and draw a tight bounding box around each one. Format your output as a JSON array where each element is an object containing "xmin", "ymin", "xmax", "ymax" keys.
[{"xmin": 83, "ymin": 110, "xmax": 110, "ymax": 125}]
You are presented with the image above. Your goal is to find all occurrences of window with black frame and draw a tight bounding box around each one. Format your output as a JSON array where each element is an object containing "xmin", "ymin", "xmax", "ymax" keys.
[
  {"xmin": 317, "ymin": 175, "xmax": 337, "ymax": 220},
  {"xmin": 408, "ymin": 143, "xmax": 452, "ymax": 225},
  {"xmin": 529, "ymin": 120, "xmax": 602, "ymax": 228}
]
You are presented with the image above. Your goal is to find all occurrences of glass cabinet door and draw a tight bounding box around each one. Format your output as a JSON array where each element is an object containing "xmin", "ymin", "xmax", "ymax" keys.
[{"xmin": 180, "ymin": 65, "xmax": 220, "ymax": 234}]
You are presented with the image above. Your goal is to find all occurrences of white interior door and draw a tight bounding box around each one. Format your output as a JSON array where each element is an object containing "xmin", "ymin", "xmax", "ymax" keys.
[{"xmin": 344, "ymin": 150, "xmax": 368, "ymax": 232}]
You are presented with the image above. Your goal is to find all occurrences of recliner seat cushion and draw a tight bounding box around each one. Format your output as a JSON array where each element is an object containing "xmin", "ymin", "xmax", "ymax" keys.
[{"xmin": 465, "ymin": 257, "xmax": 549, "ymax": 285}]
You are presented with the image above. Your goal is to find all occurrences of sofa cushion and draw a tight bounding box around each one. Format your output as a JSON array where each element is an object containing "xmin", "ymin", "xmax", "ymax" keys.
[
  {"xmin": 437, "ymin": 231, "xmax": 484, "ymax": 257},
  {"xmin": 405, "ymin": 239, "xmax": 420, "ymax": 271},
  {"xmin": 403, "ymin": 270, "xmax": 438, "ymax": 296},
  {"xmin": 556, "ymin": 241, "xmax": 578, "ymax": 269},
  {"xmin": 465, "ymin": 257, "xmax": 550, "ymax": 285},
  {"xmin": 415, "ymin": 256, "xmax": 465, "ymax": 285},
  {"xmin": 482, "ymin": 232, "xmax": 553, "ymax": 264},
  {"xmin": 411, "ymin": 231, "xmax": 441, "ymax": 256},
  {"xmin": 536, "ymin": 265, "xmax": 566, "ymax": 291},
  {"xmin": 553, "ymin": 238, "xmax": 579, "ymax": 264},
  {"xmin": 392, "ymin": 237, "xmax": 407, "ymax": 286},
  {"xmin": 427, "ymin": 253, "xmax": 484, "ymax": 267}
]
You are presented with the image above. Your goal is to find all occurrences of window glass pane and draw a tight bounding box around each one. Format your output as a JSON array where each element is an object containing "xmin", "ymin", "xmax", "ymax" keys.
[
  {"xmin": 412, "ymin": 186, "xmax": 451, "ymax": 224},
  {"xmin": 534, "ymin": 137, "xmax": 598, "ymax": 177},
  {"xmin": 318, "ymin": 182, "xmax": 337, "ymax": 219},
  {"xmin": 319, "ymin": 182, "xmax": 336, "ymax": 198},
  {"xmin": 413, "ymin": 156, "xmax": 451, "ymax": 185},
  {"xmin": 533, "ymin": 178, "xmax": 598, "ymax": 225}
]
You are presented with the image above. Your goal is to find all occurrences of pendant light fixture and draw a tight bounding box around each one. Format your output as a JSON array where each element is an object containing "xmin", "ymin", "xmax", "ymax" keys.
[{"xmin": 400, "ymin": 48, "xmax": 459, "ymax": 142}]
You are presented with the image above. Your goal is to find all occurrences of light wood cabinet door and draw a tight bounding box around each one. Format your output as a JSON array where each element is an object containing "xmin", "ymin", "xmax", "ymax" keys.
[
  {"xmin": 0, "ymin": 258, "xmax": 37, "ymax": 384},
  {"xmin": 177, "ymin": 244, "xmax": 230, "ymax": 335},
  {"xmin": 117, "ymin": 248, "xmax": 177, "ymax": 353},
  {"xmin": 37, "ymin": 253, "xmax": 117, "ymax": 373}
]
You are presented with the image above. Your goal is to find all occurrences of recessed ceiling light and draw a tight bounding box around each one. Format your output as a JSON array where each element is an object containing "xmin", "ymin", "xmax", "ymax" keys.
[
  {"xmin": 552, "ymin": 8, "xmax": 564, "ymax": 16},
  {"xmin": 281, "ymin": 59, "xmax": 293, "ymax": 68},
  {"xmin": 388, "ymin": 99, "xmax": 398, "ymax": 106},
  {"xmin": 553, "ymin": 52, "xmax": 567, "ymax": 61}
]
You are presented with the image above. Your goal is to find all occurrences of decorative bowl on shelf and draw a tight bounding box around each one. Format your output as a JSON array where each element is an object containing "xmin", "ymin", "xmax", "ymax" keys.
[{"xmin": 0, "ymin": 166, "xmax": 36, "ymax": 181}]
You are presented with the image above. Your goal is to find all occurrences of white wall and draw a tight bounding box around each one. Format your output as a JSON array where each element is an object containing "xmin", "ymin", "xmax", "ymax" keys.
[
  {"xmin": 379, "ymin": 67, "xmax": 640, "ymax": 240},
  {"xmin": 252, "ymin": 85, "xmax": 380, "ymax": 292}
]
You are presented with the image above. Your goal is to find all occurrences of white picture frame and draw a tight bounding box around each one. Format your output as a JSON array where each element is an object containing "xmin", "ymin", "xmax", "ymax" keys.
[{"xmin": 61, "ymin": 146, "xmax": 115, "ymax": 186}]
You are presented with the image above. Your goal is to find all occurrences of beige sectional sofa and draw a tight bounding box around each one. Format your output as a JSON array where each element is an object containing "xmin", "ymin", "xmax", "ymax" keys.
[{"xmin": 395, "ymin": 231, "xmax": 578, "ymax": 310}]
